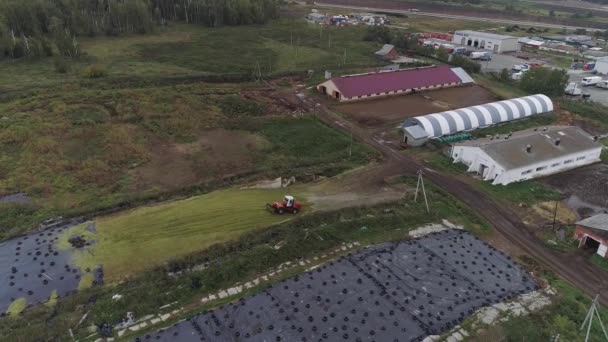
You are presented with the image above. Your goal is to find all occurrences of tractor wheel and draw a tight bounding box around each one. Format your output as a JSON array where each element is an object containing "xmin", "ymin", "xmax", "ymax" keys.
[
  {"xmin": 277, "ymin": 208, "xmax": 284, "ymax": 215},
  {"xmin": 292, "ymin": 209, "xmax": 299, "ymax": 215}
]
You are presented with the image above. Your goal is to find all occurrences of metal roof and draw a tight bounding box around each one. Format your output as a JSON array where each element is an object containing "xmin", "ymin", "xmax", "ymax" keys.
[
  {"xmin": 403, "ymin": 94, "xmax": 554, "ymax": 138},
  {"xmin": 454, "ymin": 126, "xmax": 602, "ymax": 170},
  {"xmin": 404, "ymin": 125, "xmax": 428, "ymax": 140},
  {"xmin": 577, "ymin": 213, "xmax": 608, "ymax": 231},
  {"xmin": 451, "ymin": 67, "xmax": 474, "ymax": 84},
  {"xmin": 455, "ymin": 30, "xmax": 516, "ymax": 41},
  {"xmin": 325, "ymin": 65, "xmax": 464, "ymax": 99},
  {"xmin": 375, "ymin": 44, "xmax": 395, "ymax": 56}
]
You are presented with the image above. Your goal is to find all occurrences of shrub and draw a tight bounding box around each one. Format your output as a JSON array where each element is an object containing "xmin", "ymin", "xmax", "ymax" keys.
[
  {"xmin": 82, "ymin": 64, "xmax": 106, "ymax": 78},
  {"xmin": 53, "ymin": 56, "xmax": 70, "ymax": 74},
  {"xmin": 451, "ymin": 55, "xmax": 481, "ymax": 73},
  {"xmin": 519, "ymin": 67, "xmax": 568, "ymax": 97}
]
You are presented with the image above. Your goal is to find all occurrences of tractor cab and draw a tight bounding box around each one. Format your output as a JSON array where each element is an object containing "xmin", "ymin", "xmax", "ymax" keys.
[
  {"xmin": 284, "ymin": 196, "xmax": 295, "ymax": 208},
  {"xmin": 267, "ymin": 195, "xmax": 302, "ymax": 215}
]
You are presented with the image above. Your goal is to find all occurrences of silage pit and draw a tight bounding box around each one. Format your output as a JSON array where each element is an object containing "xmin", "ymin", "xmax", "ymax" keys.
[
  {"xmin": 0, "ymin": 221, "xmax": 103, "ymax": 313},
  {"xmin": 141, "ymin": 229, "xmax": 536, "ymax": 341}
]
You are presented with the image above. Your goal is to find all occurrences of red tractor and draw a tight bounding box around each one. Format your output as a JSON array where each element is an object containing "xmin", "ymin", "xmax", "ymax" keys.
[{"xmin": 267, "ymin": 195, "xmax": 302, "ymax": 215}]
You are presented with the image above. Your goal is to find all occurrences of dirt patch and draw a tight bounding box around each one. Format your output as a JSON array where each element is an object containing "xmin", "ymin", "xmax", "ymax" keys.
[
  {"xmin": 543, "ymin": 164, "xmax": 608, "ymax": 211},
  {"xmin": 134, "ymin": 129, "xmax": 270, "ymax": 191},
  {"xmin": 333, "ymin": 85, "xmax": 498, "ymax": 127},
  {"xmin": 305, "ymin": 163, "xmax": 408, "ymax": 211},
  {"xmin": 556, "ymin": 110, "xmax": 605, "ymax": 136}
]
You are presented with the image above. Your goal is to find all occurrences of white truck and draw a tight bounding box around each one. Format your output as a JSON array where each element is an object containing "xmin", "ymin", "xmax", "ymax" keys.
[
  {"xmin": 470, "ymin": 51, "xmax": 491, "ymax": 61},
  {"xmin": 582, "ymin": 76, "xmax": 603, "ymax": 86}
]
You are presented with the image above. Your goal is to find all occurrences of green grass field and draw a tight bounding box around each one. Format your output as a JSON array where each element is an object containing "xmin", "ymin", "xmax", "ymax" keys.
[
  {"xmin": 0, "ymin": 20, "xmax": 381, "ymax": 92},
  {"xmin": 57, "ymin": 187, "xmax": 309, "ymax": 282}
]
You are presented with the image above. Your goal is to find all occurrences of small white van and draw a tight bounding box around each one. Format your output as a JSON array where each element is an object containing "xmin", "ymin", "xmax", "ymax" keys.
[{"xmin": 582, "ymin": 76, "xmax": 603, "ymax": 86}]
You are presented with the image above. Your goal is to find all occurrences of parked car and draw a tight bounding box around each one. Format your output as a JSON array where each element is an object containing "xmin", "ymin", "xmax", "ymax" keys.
[
  {"xmin": 582, "ymin": 76, "xmax": 603, "ymax": 86},
  {"xmin": 596, "ymin": 80, "xmax": 608, "ymax": 89},
  {"xmin": 512, "ymin": 64, "xmax": 530, "ymax": 72}
]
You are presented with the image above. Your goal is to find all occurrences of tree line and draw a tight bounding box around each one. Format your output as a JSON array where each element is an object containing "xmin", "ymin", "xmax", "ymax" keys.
[{"xmin": 0, "ymin": 0, "xmax": 280, "ymax": 59}]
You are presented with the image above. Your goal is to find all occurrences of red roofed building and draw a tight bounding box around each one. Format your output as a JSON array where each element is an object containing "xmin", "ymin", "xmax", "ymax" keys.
[{"xmin": 316, "ymin": 65, "xmax": 473, "ymax": 102}]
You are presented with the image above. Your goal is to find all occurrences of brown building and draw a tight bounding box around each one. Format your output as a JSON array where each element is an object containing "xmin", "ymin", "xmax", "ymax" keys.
[
  {"xmin": 374, "ymin": 44, "xmax": 399, "ymax": 61},
  {"xmin": 574, "ymin": 213, "xmax": 608, "ymax": 258}
]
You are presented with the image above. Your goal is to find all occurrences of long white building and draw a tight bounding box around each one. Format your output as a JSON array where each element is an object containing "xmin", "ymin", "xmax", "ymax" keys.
[{"xmin": 450, "ymin": 126, "xmax": 602, "ymax": 185}]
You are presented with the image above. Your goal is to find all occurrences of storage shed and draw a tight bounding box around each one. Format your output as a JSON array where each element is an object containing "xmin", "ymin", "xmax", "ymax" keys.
[
  {"xmin": 453, "ymin": 30, "xmax": 519, "ymax": 53},
  {"xmin": 375, "ymin": 44, "xmax": 399, "ymax": 60},
  {"xmin": 575, "ymin": 214, "xmax": 608, "ymax": 258},
  {"xmin": 316, "ymin": 65, "xmax": 473, "ymax": 102},
  {"xmin": 403, "ymin": 94, "xmax": 553, "ymax": 143}
]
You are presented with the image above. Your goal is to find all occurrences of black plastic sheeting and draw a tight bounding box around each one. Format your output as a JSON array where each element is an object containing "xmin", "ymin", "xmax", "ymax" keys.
[
  {"xmin": 136, "ymin": 229, "xmax": 537, "ymax": 342},
  {"xmin": 0, "ymin": 221, "xmax": 103, "ymax": 313}
]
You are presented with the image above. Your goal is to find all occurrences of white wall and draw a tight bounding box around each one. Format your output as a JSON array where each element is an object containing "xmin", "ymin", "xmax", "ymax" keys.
[
  {"xmin": 451, "ymin": 145, "xmax": 603, "ymax": 185},
  {"xmin": 595, "ymin": 60, "xmax": 608, "ymax": 75},
  {"xmin": 451, "ymin": 146, "xmax": 505, "ymax": 181},
  {"xmin": 492, "ymin": 147, "xmax": 602, "ymax": 185},
  {"xmin": 317, "ymin": 80, "xmax": 341, "ymax": 100},
  {"xmin": 452, "ymin": 32, "xmax": 519, "ymax": 53}
]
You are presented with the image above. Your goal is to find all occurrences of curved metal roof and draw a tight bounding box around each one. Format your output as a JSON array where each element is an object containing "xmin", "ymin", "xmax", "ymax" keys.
[{"xmin": 403, "ymin": 94, "xmax": 553, "ymax": 138}]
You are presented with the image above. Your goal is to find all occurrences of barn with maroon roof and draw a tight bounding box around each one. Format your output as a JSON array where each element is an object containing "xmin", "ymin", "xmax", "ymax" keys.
[{"xmin": 316, "ymin": 65, "xmax": 474, "ymax": 102}]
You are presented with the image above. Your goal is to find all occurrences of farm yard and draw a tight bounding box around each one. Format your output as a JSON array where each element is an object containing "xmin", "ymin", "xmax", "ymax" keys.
[
  {"xmin": 2, "ymin": 1, "xmax": 608, "ymax": 342},
  {"xmin": 333, "ymin": 85, "xmax": 498, "ymax": 126}
]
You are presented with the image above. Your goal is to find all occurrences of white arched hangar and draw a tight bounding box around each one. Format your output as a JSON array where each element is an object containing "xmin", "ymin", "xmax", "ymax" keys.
[{"xmin": 402, "ymin": 94, "xmax": 554, "ymax": 146}]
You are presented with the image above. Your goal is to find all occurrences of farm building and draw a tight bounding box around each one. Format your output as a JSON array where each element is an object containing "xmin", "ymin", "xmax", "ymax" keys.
[
  {"xmin": 450, "ymin": 126, "xmax": 602, "ymax": 185},
  {"xmin": 518, "ymin": 37, "xmax": 544, "ymax": 49},
  {"xmin": 575, "ymin": 214, "xmax": 608, "ymax": 258},
  {"xmin": 452, "ymin": 30, "xmax": 519, "ymax": 53},
  {"xmin": 375, "ymin": 44, "xmax": 399, "ymax": 60},
  {"xmin": 316, "ymin": 65, "xmax": 474, "ymax": 102},
  {"xmin": 594, "ymin": 56, "xmax": 608, "ymax": 75},
  {"xmin": 402, "ymin": 94, "xmax": 553, "ymax": 146}
]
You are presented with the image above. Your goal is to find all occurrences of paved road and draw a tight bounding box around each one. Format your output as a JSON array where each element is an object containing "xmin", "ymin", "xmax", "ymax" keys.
[
  {"xmin": 568, "ymin": 70, "xmax": 608, "ymax": 106},
  {"xmin": 295, "ymin": 88, "xmax": 608, "ymax": 306},
  {"xmin": 314, "ymin": 2, "xmax": 606, "ymax": 32}
]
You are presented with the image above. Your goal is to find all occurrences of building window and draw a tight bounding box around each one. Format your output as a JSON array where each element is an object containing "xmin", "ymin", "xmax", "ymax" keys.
[
  {"xmin": 564, "ymin": 159, "xmax": 574, "ymax": 164},
  {"xmin": 521, "ymin": 169, "xmax": 533, "ymax": 175},
  {"xmin": 536, "ymin": 166, "xmax": 547, "ymax": 172},
  {"xmin": 577, "ymin": 156, "xmax": 586, "ymax": 161}
]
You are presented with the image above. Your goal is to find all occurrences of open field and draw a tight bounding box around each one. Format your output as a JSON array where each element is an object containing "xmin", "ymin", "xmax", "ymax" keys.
[
  {"xmin": 333, "ymin": 85, "xmax": 498, "ymax": 126},
  {"xmin": 0, "ymin": 164, "xmax": 407, "ymax": 313},
  {"xmin": 59, "ymin": 188, "xmax": 301, "ymax": 282},
  {"xmin": 0, "ymin": 19, "xmax": 382, "ymax": 93},
  {"xmin": 0, "ymin": 79, "xmax": 375, "ymax": 241}
]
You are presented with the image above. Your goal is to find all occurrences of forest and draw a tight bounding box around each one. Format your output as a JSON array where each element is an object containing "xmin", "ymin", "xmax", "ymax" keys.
[{"xmin": 0, "ymin": 0, "xmax": 280, "ymax": 58}]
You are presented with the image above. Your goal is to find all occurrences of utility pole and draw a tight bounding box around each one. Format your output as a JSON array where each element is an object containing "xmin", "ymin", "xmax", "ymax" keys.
[
  {"xmin": 580, "ymin": 294, "xmax": 608, "ymax": 342},
  {"xmin": 348, "ymin": 128, "xmax": 353, "ymax": 159},
  {"xmin": 414, "ymin": 169, "xmax": 430, "ymax": 213},
  {"xmin": 552, "ymin": 199, "xmax": 559, "ymax": 231}
]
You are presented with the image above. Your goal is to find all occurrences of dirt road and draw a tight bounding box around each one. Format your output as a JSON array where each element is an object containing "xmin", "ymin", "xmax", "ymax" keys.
[{"xmin": 296, "ymin": 90, "xmax": 608, "ymax": 305}]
